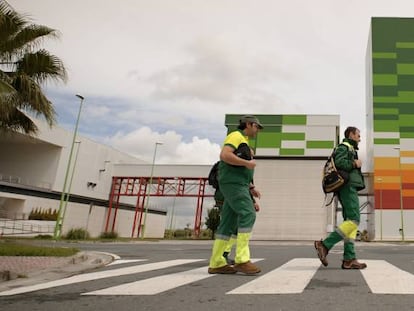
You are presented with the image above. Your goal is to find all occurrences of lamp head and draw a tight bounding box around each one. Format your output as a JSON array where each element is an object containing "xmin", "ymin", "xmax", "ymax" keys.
[{"xmin": 76, "ymin": 94, "xmax": 84, "ymax": 100}]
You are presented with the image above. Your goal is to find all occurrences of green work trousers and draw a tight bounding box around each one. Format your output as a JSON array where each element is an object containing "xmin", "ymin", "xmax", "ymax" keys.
[{"xmin": 323, "ymin": 184, "xmax": 360, "ymax": 260}]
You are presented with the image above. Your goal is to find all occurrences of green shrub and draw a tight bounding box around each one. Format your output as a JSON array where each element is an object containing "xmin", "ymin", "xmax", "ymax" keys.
[
  {"xmin": 64, "ymin": 228, "xmax": 90, "ymax": 240},
  {"xmin": 28, "ymin": 208, "xmax": 58, "ymax": 221},
  {"xmin": 100, "ymin": 231, "xmax": 118, "ymax": 239},
  {"xmin": 0, "ymin": 243, "xmax": 78, "ymax": 256},
  {"xmin": 35, "ymin": 234, "xmax": 53, "ymax": 239}
]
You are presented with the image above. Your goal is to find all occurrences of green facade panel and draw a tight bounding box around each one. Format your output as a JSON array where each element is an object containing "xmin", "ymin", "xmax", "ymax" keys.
[
  {"xmin": 373, "ymin": 138, "xmax": 400, "ymax": 145},
  {"xmin": 280, "ymin": 148, "xmax": 305, "ymax": 156},
  {"xmin": 224, "ymin": 114, "xmax": 339, "ymax": 157},
  {"xmin": 306, "ymin": 141, "xmax": 335, "ymax": 149},
  {"xmin": 397, "ymin": 63, "xmax": 414, "ymax": 74},
  {"xmin": 373, "ymin": 74, "xmax": 397, "ymax": 85},
  {"xmin": 256, "ymin": 132, "xmax": 281, "ymax": 148},
  {"xmin": 373, "ymin": 59, "xmax": 396, "ymax": 73},
  {"xmin": 282, "ymin": 115, "xmax": 306, "ymax": 125},
  {"xmin": 400, "ymin": 132, "xmax": 414, "ymax": 138},
  {"xmin": 280, "ymin": 132, "xmax": 305, "ymax": 140},
  {"xmin": 373, "ymin": 120, "xmax": 400, "ymax": 132},
  {"xmin": 396, "ymin": 42, "xmax": 414, "ymax": 48},
  {"xmin": 399, "ymin": 114, "xmax": 414, "ymax": 126},
  {"xmin": 372, "ymin": 52, "xmax": 397, "ymax": 59}
]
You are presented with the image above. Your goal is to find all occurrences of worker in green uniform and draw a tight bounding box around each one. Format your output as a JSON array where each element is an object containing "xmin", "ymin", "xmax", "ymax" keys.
[
  {"xmin": 315, "ymin": 126, "xmax": 367, "ymax": 269},
  {"xmin": 208, "ymin": 115, "xmax": 263, "ymax": 275},
  {"xmin": 213, "ymin": 149, "xmax": 261, "ymax": 265}
]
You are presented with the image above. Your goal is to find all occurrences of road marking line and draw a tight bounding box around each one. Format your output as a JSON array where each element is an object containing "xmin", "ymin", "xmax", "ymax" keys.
[
  {"xmin": 82, "ymin": 258, "xmax": 263, "ymax": 296},
  {"xmin": 0, "ymin": 259, "xmax": 204, "ymax": 296},
  {"xmin": 82, "ymin": 266, "xmax": 212, "ymax": 295},
  {"xmin": 227, "ymin": 258, "xmax": 321, "ymax": 294},
  {"xmin": 108, "ymin": 259, "xmax": 146, "ymax": 266},
  {"xmin": 361, "ymin": 260, "xmax": 414, "ymax": 294}
]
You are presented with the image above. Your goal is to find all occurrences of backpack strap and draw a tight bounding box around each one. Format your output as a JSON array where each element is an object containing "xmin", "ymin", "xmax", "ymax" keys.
[{"xmin": 340, "ymin": 141, "xmax": 354, "ymax": 152}]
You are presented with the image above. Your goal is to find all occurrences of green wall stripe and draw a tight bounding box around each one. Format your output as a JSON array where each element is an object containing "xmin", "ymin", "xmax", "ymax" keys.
[
  {"xmin": 374, "ymin": 138, "xmax": 400, "ymax": 145},
  {"xmin": 306, "ymin": 141, "xmax": 334, "ymax": 149},
  {"xmin": 374, "ymin": 114, "xmax": 399, "ymax": 120},
  {"xmin": 373, "ymin": 120, "xmax": 400, "ymax": 132},
  {"xmin": 398, "ymin": 75, "xmax": 414, "ymax": 90},
  {"xmin": 256, "ymin": 133, "xmax": 281, "ymax": 148},
  {"xmin": 280, "ymin": 149, "xmax": 305, "ymax": 156},
  {"xmin": 396, "ymin": 42, "xmax": 414, "ymax": 48},
  {"xmin": 372, "ymin": 52, "xmax": 397, "ymax": 59},
  {"xmin": 399, "ymin": 114, "xmax": 414, "ymax": 126},
  {"xmin": 373, "ymin": 74, "xmax": 398, "ymax": 85},
  {"xmin": 397, "ymin": 49, "xmax": 414, "ymax": 62},
  {"xmin": 401, "ymin": 132, "xmax": 414, "ymax": 138},
  {"xmin": 281, "ymin": 132, "xmax": 305, "ymax": 140},
  {"xmin": 282, "ymin": 115, "xmax": 306, "ymax": 125},
  {"xmin": 373, "ymin": 108, "xmax": 399, "ymax": 114},
  {"xmin": 400, "ymin": 126, "xmax": 414, "ymax": 133},
  {"xmin": 397, "ymin": 63, "xmax": 414, "ymax": 74},
  {"xmin": 374, "ymin": 91, "xmax": 414, "ymax": 103},
  {"xmin": 373, "ymin": 86, "xmax": 398, "ymax": 96},
  {"xmin": 399, "ymin": 105, "xmax": 414, "ymax": 113},
  {"xmin": 373, "ymin": 59, "xmax": 397, "ymax": 74}
]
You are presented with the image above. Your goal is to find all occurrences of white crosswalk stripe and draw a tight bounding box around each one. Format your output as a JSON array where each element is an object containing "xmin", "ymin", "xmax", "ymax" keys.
[
  {"xmin": 83, "ymin": 258, "xmax": 264, "ymax": 296},
  {"xmin": 0, "ymin": 259, "xmax": 203, "ymax": 296},
  {"xmin": 227, "ymin": 258, "xmax": 321, "ymax": 294},
  {"xmin": 108, "ymin": 259, "xmax": 146, "ymax": 266},
  {"xmin": 361, "ymin": 260, "xmax": 414, "ymax": 294},
  {"xmin": 1, "ymin": 258, "xmax": 414, "ymax": 296},
  {"xmin": 83, "ymin": 266, "xmax": 213, "ymax": 295}
]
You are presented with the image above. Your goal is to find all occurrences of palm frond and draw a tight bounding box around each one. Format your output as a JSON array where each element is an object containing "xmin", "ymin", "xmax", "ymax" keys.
[
  {"xmin": 11, "ymin": 74, "xmax": 56, "ymax": 126},
  {"xmin": 17, "ymin": 49, "xmax": 67, "ymax": 83},
  {"xmin": 0, "ymin": 1, "xmax": 27, "ymax": 56},
  {"xmin": 1, "ymin": 24, "xmax": 59, "ymax": 58},
  {"xmin": 0, "ymin": 106, "xmax": 38, "ymax": 134}
]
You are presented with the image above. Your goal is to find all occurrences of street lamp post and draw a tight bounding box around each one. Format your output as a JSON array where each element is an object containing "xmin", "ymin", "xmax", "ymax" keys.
[
  {"xmin": 141, "ymin": 142, "xmax": 163, "ymax": 239},
  {"xmin": 394, "ymin": 147, "xmax": 405, "ymax": 241},
  {"xmin": 377, "ymin": 177, "xmax": 383, "ymax": 241},
  {"xmin": 61, "ymin": 141, "xmax": 81, "ymax": 225},
  {"xmin": 53, "ymin": 94, "xmax": 84, "ymax": 239}
]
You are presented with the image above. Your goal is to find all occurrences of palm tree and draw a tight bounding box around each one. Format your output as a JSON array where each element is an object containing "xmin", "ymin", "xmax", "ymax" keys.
[{"xmin": 0, "ymin": 0, "xmax": 67, "ymax": 135}]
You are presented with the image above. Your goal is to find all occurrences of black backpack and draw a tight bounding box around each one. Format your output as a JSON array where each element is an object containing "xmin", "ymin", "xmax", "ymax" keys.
[
  {"xmin": 208, "ymin": 161, "xmax": 220, "ymax": 189},
  {"xmin": 322, "ymin": 144, "xmax": 350, "ymax": 194}
]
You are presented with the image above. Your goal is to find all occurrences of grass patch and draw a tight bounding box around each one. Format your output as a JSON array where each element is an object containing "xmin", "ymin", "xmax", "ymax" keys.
[{"xmin": 0, "ymin": 242, "xmax": 79, "ymax": 257}]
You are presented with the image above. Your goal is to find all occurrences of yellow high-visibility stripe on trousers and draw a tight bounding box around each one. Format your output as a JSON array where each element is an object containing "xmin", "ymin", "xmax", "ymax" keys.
[{"xmin": 337, "ymin": 220, "xmax": 358, "ymax": 240}]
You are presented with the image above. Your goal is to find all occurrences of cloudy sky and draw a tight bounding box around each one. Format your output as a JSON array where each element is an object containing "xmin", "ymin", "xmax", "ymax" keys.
[{"xmin": 8, "ymin": 0, "xmax": 414, "ymax": 164}]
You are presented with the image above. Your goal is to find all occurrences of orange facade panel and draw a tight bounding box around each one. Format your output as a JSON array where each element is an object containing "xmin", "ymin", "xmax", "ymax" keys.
[
  {"xmin": 401, "ymin": 150, "xmax": 414, "ymax": 157},
  {"xmin": 374, "ymin": 157, "xmax": 400, "ymax": 170}
]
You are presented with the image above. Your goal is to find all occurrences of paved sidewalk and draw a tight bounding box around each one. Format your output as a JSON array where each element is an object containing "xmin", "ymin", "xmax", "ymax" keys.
[{"xmin": 0, "ymin": 251, "xmax": 115, "ymax": 292}]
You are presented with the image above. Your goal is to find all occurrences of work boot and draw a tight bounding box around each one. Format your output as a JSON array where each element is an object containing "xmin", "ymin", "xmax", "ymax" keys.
[
  {"xmin": 341, "ymin": 259, "xmax": 367, "ymax": 270},
  {"xmin": 208, "ymin": 265, "xmax": 237, "ymax": 274},
  {"xmin": 314, "ymin": 240, "xmax": 329, "ymax": 266},
  {"xmin": 234, "ymin": 261, "xmax": 261, "ymax": 275},
  {"xmin": 223, "ymin": 252, "xmax": 235, "ymax": 265}
]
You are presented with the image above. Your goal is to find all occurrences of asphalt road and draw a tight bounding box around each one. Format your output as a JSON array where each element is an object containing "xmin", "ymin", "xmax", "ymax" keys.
[{"xmin": 1, "ymin": 240, "xmax": 413, "ymax": 311}]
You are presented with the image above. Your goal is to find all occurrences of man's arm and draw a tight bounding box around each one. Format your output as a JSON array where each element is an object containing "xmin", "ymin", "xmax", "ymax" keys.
[{"xmin": 220, "ymin": 145, "xmax": 256, "ymax": 169}]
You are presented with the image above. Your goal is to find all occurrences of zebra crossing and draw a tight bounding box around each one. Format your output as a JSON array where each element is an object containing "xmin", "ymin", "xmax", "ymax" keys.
[{"xmin": 1, "ymin": 257, "xmax": 414, "ymax": 296}]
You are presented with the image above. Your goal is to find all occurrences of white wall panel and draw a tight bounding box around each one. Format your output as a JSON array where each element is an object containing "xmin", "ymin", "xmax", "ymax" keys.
[
  {"xmin": 307, "ymin": 115, "xmax": 340, "ymax": 126},
  {"xmin": 252, "ymin": 159, "xmax": 330, "ymax": 240},
  {"xmin": 305, "ymin": 126, "xmax": 337, "ymax": 141}
]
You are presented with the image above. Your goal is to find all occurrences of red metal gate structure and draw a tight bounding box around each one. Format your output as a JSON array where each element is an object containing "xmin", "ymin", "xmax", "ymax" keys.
[{"xmin": 104, "ymin": 176, "xmax": 214, "ymax": 238}]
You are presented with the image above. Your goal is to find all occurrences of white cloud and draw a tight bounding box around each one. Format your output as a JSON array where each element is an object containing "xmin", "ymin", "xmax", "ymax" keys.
[{"xmin": 105, "ymin": 127, "xmax": 221, "ymax": 164}]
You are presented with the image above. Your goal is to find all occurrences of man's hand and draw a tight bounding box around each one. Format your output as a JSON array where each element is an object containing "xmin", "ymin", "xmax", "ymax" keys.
[
  {"xmin": 245, "ymin": 159, "xmax": 256, "ymax": 170},
  {"xmin": 354, "ymin": 159, "xmax": 362, "ymax": 168},
  {"xmin": 250, "ymin": 187, "xmax": 261, "ymax": 199}
]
